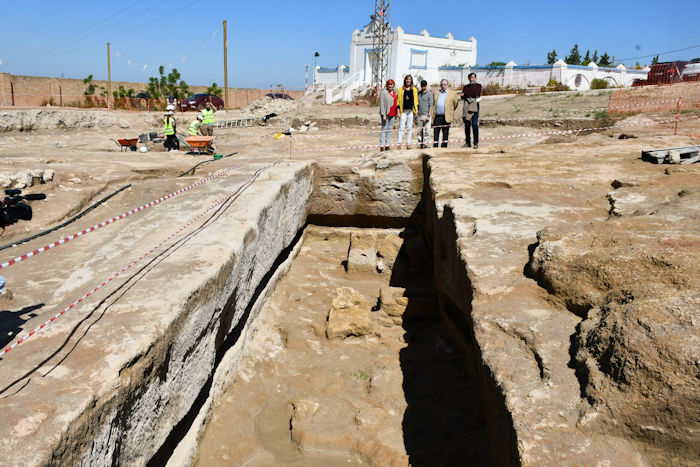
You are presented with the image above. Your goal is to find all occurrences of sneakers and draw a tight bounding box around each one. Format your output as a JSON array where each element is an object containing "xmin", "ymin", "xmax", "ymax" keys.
[
  {"xmin": 461, "ymin": 142, "xmax": 472, "ymax": 148},
  {"xmin": 473, "ymin": 144, "xmax": 479, "ymax": 149},
  {"xmin": 380, "ymin": 147, "xmax": 385, "ymax": 152}
]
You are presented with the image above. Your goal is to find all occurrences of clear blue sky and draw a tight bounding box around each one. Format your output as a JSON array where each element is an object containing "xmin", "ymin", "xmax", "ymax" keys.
[{"xmin": 1, "ymin": 0, "xmax": 698, "ymax": 89}]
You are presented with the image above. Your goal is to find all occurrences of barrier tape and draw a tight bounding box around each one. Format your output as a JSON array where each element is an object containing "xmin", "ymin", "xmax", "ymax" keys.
[
  {"xmin": 0, "ymin": 141, "xmax": 285, "ymax": 271},
  {"xmin": 295, "ymin": 118, "xmax": 678, "ymax": 153},
  {"xmin": 1, "ymin": 160, "xmax": 282, "ymax": 356},
  {"xmin": 292, "ymin": 98, "xmax": 690, "ymax": 139}
]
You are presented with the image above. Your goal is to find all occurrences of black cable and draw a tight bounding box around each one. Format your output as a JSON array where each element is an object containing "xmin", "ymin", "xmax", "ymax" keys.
[
  {"xmin": 0, "ymin": 184, "xmax": 131, "ymax": 252},
  {"xmin": 617, "ymin": 44, "xmax": 700, "ymax": 63},
  {"xmin": 177, "ymin": 152, "xmax": 238, "ymax": 178}
]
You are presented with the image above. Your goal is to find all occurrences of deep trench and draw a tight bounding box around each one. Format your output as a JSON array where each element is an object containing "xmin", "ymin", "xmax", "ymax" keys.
[{"xmin": 147, "ymin": 157, "xmax": 509, "ymax": 466}]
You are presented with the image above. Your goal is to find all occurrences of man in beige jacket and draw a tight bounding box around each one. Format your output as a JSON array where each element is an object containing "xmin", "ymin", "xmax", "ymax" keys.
[{"xmin": 432, "ymin": 79, "xmax": 459, "ymax": 147}]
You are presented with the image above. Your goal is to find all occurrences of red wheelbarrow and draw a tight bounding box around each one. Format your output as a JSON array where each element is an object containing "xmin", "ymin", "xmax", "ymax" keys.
[
  {"xmin": 184, "ymin": 136, "xmax": 216, "ymax": 155},
  {"xmin": 111, "ymin": 138, "xmax": 139, "ymax": 152}
]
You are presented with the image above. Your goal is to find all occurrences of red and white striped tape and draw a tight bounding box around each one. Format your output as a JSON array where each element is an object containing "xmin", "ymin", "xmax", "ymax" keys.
[
  {"xmin": 1, "ymin": 160, "xmax": 281, "ymax": 356},
  {"xmin": 0, "ymin": 141, "xmax": 285, "ymax": 271},
  {"xmin": 295, "ymin": 118, "xmax": 678, "ymax": 153}
]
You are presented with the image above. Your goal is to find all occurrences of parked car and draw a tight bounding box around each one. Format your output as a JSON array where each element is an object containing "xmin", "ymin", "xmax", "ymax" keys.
[
  {"xmin": 178, "ymin": 93, "xmax": 224, "ymax": 111},
  {"xmin": 265, "ymin": 93, "xmax": 294, "ymax": 100}
]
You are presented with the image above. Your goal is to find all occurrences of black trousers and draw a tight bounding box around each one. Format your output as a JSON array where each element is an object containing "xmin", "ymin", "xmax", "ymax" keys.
[
  {"xmin": 433, "ymin": 114, "xmax": 450, "ymax": 148},
  {"xmin": 165, "ymin": 134, "xmax": 179, "ymax": 151},
  {"xmin": 463, "ymin": 104, "xmax": 480, "ymax": 145}
]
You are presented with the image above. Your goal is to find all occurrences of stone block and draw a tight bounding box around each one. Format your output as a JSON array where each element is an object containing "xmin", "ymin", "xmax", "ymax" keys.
[
  {"xmin": 347, "ymin": 232, "xmax": 377, "ymax": 273},
  {"xmin": 376, "ymin": 234, "xmax": 402, "ymax": 270},
  {"xmin": 326, "ymin": 287, "xmax": 373, "ymax": 339}
]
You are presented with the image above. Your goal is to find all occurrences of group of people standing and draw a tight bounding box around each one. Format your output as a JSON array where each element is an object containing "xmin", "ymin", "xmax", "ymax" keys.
[
  {"xmin": 162, "ymin": 102, "xmax": 216, "ymax": 151},
  {"xmin": 379, "ymin": 73, "xmax": 482, "ymax": 150}
]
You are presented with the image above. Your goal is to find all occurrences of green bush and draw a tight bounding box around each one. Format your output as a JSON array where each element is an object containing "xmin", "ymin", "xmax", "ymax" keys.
[
  {"xmin": 481, "ymin": 83, "xmax": 521, "ymax": 96},
  {"xmin": 590, "ymin": 78, "xmax": 609, "ymax": 89},
  {"xmin": 540, "ymin": 79, "xmax": 570, "ymax": 92}
]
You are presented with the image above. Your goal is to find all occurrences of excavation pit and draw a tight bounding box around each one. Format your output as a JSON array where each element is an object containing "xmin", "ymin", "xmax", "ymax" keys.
[
  {"xmin": 191, "ymin": 226, "xmax": 490, "ymax": 466},
  {"xmin": 0, "ymin": 101, "xmax": 698, "ymax": 466}
]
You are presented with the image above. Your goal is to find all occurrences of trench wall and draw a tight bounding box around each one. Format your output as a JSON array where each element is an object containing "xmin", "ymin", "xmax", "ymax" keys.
[{"xmin": 0, "ymin": 162, "xmax": 313, "ymax": 465}]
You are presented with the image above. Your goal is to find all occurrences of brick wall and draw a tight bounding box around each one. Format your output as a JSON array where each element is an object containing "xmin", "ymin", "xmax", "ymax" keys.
[{"xmin": 0, "ymin": 73, "xmax": 303, "ymax": 108}]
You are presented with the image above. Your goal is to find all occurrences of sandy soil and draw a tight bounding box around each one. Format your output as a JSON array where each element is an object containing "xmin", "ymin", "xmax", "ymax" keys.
[
  {"xmin": 194, "ymin": 226, "xmax": 489, "ymax": 466},
  {"xmin": 0, "ymin": 89, "xmax": 697, "ymax": 464}
]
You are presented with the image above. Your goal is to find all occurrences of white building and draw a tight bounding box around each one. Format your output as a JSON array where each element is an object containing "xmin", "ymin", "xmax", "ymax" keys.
[
  {"xmin": 312, "ymin": 22, "xmax": 647, "ymax": 102},
  {"xmin": 313, "ymin": 22, "xmax": 477, "ymax": 96}
]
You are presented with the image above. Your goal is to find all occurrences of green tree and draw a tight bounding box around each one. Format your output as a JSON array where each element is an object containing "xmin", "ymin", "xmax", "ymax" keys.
[
  {"xmin": 582, "ymin": 49, "xmax": 591, "ymax": 65},
  {"xmin": 599, "ymin": 52, "xmax": 612, "ymax": 66},
  {"xmin": 486, "ymin": 61, "xmax": 506, "ymax": 67},
  {"xmin": 592, "ymin": 50, "xmax": 599, "ymax": 64},
  {"xmin": 564, "ymin": 44, "xmax": 581, "ymax": 65},
  {"xmin": 651, "ymin": 55, "xmax": 660, "ymax": 65},
  {"xmin": 146, "ymin": 66, "xmax": 190, "ymax": 100},
  {"xmin": 206, "ymin": 82, "xmax": 223, "ymax": 97},
  {"xmin": 113, "ymin": 85, "xmax": 135, "ymax": 98},
  {"xmin": 547, "ymin": 49, "xmax": 558, "ymax": 64},
  {"xmin": 83, "ymin": 74, "xmax": 95, "ymax": 95}
]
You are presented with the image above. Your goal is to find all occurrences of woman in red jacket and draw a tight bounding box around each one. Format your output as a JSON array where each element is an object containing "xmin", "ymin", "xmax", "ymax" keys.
[{"xmin": 379, "ymin": 79, "xmax": 398, "ymax": 151}]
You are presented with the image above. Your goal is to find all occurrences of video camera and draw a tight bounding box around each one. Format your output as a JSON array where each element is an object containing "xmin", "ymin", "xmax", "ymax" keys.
[{"xmin": 1, "ymin": 189, "xmax": 46, "ymax": 228}]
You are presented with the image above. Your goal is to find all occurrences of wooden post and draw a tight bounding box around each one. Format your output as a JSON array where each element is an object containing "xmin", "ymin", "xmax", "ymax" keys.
[
  {"xmin": 223, "ymin": 20, "xmax": 229, "ymax": 112},
  {"xmin": 10, "ymin": 82, "xmax": 14, "ymax": 106},
  {"xmin": 59, "ymin": 86, "xmax": 63, "ymax": 107},
  {"xmin": 674, "ymin": 97, "xmax": 681, "ymax": 135},
  {"xmin": 107, "ymin": 42, "xmax": 112, "ymax": 109}
]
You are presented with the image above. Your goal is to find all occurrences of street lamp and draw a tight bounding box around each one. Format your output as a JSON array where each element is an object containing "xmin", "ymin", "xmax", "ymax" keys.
[{"xmin": 314, "ymin": 52, "xmax": 320, "ymax": 87}]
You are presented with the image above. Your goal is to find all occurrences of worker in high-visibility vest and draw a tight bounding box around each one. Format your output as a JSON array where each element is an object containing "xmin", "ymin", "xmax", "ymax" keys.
[
  {"xmin": 201, "ymin": 102, "xmax": 215, "ymax": 136},
  {"xmin": 163, "ymin": 110, "xmax": 179, "ymax": 151},
  {"xmin": 188, "ymin": 115, "xmax": 203, "ymax": 136}
]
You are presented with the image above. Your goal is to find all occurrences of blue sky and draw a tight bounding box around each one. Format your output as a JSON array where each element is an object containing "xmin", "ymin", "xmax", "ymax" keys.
[{"xmin": 1, "ymin": 0, "xmax": 698, "ymax": 89}]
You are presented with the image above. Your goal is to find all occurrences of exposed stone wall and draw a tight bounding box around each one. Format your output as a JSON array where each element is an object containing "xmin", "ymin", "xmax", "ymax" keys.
[
  {"xmin": 0, "ymin": 73, "xmax": 302, "ymax": 108},
  {"xmin": 0, "ymin": 162, "xmax": 314, "ymax": 465}
]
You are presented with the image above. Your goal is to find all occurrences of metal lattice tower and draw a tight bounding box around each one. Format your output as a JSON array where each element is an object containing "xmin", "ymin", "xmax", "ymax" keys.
[{"xmin": 371, "ymin": 0, "xmax": 391, "ymax": 95}]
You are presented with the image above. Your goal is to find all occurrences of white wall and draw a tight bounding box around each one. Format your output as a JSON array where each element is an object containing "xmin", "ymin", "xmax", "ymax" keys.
[
  {"xmin": 318, "ymin": 22, "xmax": 477, "ymax": 89},
  {"xmin": 437, "ymin": 60, "xmax": 649, "ymax": 90}
]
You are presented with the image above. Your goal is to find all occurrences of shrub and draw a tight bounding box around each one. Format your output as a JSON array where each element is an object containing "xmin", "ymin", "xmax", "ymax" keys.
[
  {"xmin": 481, "ymin": 83, "xmax": 520, "ymax": 96},
  {"xmin": 590, "ymin": 78, "xmax": 609, "ymax": 89},
  {"xmin": 540, "ymin": 79, "xmax": 570, "ymax": 92}
]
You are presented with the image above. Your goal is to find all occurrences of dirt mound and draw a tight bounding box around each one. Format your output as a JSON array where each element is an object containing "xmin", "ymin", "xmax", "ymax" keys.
[
  {"xmin": 238, "ymin": 96, "xmax": 301, "ymax": 116},
  {"xmin": 527, "ymin": 184, "xmax": 700, "ymax": 464},
  {"xmin": 0, "ymin": 109, "xmax": 159, "ymax": 132}
]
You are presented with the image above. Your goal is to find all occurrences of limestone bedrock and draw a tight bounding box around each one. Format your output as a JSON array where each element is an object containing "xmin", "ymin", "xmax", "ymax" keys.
[
  {"xmin": 424, "ymin": 142, "xmax": 698, "ymax": 466},
  {"xmin": 0, "ymin": 160, "xmax": 313, "ymax": 466}
]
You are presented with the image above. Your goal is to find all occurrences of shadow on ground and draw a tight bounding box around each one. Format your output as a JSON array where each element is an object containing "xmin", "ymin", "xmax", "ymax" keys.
[{"xmin": 392, "ymin": 230, "xmax": 491, "ymax": 465}]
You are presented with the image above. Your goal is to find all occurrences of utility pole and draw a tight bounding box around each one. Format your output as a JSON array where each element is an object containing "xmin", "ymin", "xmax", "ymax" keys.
[
  {"xmin": 107, "ymin": 42, "xmax": 112, "ymax": 109},
  {"xmin": 371, "ymin": 1, "xmax": 391, "ymax": 98},
  {"xmin": 305, "ymin": 64, "xmax": 309, "ymax": 90},
  {"xmin": 223, "ymin": 20, "xmax": 229, "ymax": 111}
]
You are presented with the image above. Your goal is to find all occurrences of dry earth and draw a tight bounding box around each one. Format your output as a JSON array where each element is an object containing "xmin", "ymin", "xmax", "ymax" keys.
[{"xmin": 0, "ymin": 91, "xmax": 697, "ymax": 465}]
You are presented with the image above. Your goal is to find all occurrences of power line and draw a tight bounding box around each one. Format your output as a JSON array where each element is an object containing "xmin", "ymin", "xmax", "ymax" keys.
[
  {"xmin": 10, "ymin": 0, "xmax": 206, "ymax": 66},
  {"xmin": 17, "ymin": 0, "xmax": 155, "ymax": 61},
  {"xmin": 112, "ymin": 26, "xmax": 220, "ymax": 72},
  {"xmin": 617, "ymin": 44, "xmax": 700, "ymax": 63}
]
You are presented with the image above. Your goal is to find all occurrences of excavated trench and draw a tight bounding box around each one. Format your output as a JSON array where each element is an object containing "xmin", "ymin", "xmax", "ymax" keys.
[{"xmin": 144, "ymin": 154, "xmax": 508, "ymax": 466}]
